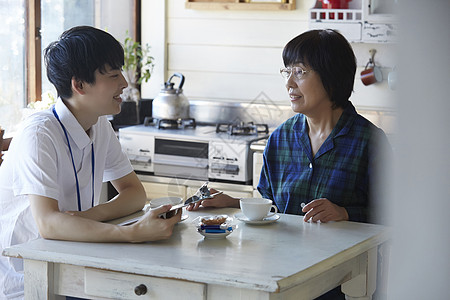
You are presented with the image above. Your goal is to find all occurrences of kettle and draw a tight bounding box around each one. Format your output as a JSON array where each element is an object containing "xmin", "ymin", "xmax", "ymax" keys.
[{"xmin": 152, "ymin": 73, "xmax": 190, "ymax": 120}]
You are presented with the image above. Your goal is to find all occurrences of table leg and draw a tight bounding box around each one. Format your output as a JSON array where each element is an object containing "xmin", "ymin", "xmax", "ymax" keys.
[
  {"xmin": 341, "ymin": 247, "xmax": 377, "ymax": 300},
  {"xmin": 24, "ymin": 259, "xmax": 64, "ymax": 300}
]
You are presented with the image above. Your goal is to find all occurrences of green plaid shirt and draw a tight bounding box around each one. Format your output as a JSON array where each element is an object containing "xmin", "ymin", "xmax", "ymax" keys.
[{"xmin": 257, "ymin": 103, "xmax": 390, "ymax": 223}]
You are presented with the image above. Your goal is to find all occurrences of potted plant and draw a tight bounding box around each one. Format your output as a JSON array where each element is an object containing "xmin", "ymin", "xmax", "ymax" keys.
[{"xmin": 122, "ymin": 32, "xmax": 155, "ymax": 102}]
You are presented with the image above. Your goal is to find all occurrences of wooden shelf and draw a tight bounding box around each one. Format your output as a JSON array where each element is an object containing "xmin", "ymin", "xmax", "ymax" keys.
[{"xmin": 185, "ymin": 0, "xmax": 296, "ymax": 11}]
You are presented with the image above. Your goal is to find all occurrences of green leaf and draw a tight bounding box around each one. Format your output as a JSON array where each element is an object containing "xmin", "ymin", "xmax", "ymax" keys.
[{"xmin": 123, "ymin": 31, "xmax": 155, "ymax": 84}]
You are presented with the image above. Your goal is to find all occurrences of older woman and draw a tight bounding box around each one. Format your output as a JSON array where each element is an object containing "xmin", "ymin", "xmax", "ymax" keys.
[
  {"xmin": 189, "ymin": 29, "xmax": 391, "ymax": 299},
  {"xmin": 259, "ymin": 29, "xmax": 391, "ymax": 223},
  {"xmin": 189, "ymin": 29, "xmax": 390, "ymax": 226}
]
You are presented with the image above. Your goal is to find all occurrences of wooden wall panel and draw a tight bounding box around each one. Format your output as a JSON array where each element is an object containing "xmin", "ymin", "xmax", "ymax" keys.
[
  {"xmin": 166, "ymin": 70, "xmax": 287, "ymax": 102},
  {"xmin": 163, "ymin": 1, "xmax": 310, "ymax": 103},
  {"xmin": 142, "ymin": 0, "xmax": 398, "ymax": 117},
  {"xmin": 167, "ymin": 18, "xmax": 308, "ymax": 47},
  {"xmin": 167, "ymin": 44, "xmax": 284, "ymax": 74},
  {"xmin": 142, "ymin": 0, "xmax": 311, "ymax": 101}
]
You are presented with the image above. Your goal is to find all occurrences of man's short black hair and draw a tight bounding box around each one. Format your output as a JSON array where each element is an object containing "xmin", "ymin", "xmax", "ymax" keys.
[
  {"xmin": 282, "ymin": 29, "xmax": 356, "ymax": 109},
  {"xmin": 44, "ymin": 26, "xmax": 124, "ymax": 100}
]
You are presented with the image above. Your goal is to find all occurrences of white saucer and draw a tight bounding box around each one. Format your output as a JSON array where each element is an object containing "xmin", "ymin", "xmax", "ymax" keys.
[
  {"xmin": 197, "ymin": 230, "xmax": 232, "ymax": 239},
  {"xmin": 234, "ymin": 212, "xmax": 280, "ymax": 225}
]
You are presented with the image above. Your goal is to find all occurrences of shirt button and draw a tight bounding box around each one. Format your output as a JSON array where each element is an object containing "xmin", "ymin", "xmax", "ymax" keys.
[{"xmin": 309, "ymin": 163, "xmax": 312, "ymax": 169}]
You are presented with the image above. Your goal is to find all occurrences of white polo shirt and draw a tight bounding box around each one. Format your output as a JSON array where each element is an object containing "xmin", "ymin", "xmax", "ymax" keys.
[{"xmin": 0, "ymin": 98, "xmax": 133, "ymax": 299}]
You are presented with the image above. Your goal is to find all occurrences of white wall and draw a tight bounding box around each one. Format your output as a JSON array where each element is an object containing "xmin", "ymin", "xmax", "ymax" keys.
[
  {"xmin": 386, "ymin": 1, "xmax": 450, "ymax": 299},
  {"xmin": 141, "ymin": 0, "xmax": 397, "ymax": 134},
  {"xmin": 98, "ymin": 0, "xmax": 135, "ymax": 44}
]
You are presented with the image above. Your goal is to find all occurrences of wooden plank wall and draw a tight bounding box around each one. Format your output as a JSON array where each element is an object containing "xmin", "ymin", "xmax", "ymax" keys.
[{"xmin": 141, "ymin": 0, "xmax": 397, "ymax": 127}]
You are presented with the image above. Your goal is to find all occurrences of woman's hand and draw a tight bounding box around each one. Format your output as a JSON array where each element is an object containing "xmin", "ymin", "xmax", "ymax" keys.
[
  {"xmin": 186, "ymin": 188, "xmax": 240, "ymax": 211},
  {"xmin": 302, "ymin": 198, "xmax": 349, "ymax": 223}
]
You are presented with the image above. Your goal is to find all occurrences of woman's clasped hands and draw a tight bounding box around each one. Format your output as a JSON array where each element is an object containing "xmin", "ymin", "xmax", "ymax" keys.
[{"xmin": 302, "ymin": 198, "xmax": 349, "ymax": 223}]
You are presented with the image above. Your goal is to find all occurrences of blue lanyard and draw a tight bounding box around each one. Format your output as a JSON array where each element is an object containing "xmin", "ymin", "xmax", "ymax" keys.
[{"xmin": 52, "ymin": 106, "xmax": 95, "ymax": 211}]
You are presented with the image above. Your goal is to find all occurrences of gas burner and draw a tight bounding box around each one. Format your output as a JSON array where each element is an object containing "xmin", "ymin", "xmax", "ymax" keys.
[
  {"xmin": 143, "ymin": 117, "xmax": 196, "ymax": 129},
  {"xmin": 216, "ymin": 122, "xmax": 269, "ymax": 136}
]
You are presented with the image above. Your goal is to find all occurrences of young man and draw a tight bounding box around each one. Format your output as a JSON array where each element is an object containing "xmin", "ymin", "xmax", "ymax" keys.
[{"xmin": 0, "ymin": 26, "xmax": 181, "ymax": 299}]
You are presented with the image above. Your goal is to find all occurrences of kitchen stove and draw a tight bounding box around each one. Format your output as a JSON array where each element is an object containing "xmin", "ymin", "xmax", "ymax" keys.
[
  {"xmin": 119, "ymin": 121, "xmax": 270, "ymax": 184},
  {"xmin": 216, "ymin": 122, "xmax": 269, "ymax": 136},
  {"xmin": 143, "ymin": 117, "xmax": 197, "ymax": 129}
]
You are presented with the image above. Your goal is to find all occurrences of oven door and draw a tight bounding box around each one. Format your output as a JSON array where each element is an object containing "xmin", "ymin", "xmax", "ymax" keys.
[
  {"xmin": 119, "ymin": 132, "xmax": 154, "ymax": 173},
  {"xmin": 208, "ymin": 141, "xmax": 252, "ymax": 184},
  {"xmin": 153, "ymin": 138, "xmax": 209, "ymax": 180}
]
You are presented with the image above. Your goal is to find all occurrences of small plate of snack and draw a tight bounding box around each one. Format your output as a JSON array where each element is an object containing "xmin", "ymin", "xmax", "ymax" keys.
[{"xmin": 192, "ymin": 215, "xmax": 237, "ymax": 239}]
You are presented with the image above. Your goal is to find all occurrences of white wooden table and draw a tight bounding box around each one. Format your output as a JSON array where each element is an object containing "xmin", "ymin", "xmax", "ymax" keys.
[{"xmin": 2, "ymin": 208, "xmax": 389, "ymax": 300}]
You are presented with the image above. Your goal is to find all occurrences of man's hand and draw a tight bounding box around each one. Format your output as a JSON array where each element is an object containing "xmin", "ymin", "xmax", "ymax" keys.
[
  {"xmin": 30, "ymin": 195, "xmax": 181, "ymax": 243},
  {"xmin": 302, "ymin": 198, "xmax": 349, "ymax": 223},
  {"xmin": 128, "ymin": 204, "xmax": 181, "ymax": 243},
  {"xmin": 186, "ymin": 188, "xmax": 240, "ymax": 211}
]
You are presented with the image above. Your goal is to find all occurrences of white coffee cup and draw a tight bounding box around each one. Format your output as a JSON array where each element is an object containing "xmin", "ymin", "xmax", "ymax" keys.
[{"xmin": 240, "ymin": 198, "xmax": 278, "ymax": 221}]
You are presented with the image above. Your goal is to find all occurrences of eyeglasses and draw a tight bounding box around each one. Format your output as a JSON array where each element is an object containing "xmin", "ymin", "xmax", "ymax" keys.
[{"xmin": 279, "ymin": 67, "xmax": 309, "ymax": 80}]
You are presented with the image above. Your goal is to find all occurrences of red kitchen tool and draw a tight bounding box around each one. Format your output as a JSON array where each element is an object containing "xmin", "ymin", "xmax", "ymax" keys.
[{"xmin": 319, "ymin": 0, "xmax": 352, "ymax": 19}]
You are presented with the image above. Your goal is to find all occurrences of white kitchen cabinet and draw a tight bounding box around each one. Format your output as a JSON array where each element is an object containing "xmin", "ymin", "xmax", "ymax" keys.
[
  {"xmin": 252, "ymin": 152, "xmax": 264, "ymax": 189},
  {"xmin": 138, "ymin": 174, "xmax": 254, "ymax": 202},
  {"xmin": 251, "ymin": 151, "xmax": 264, "ymax": 198},
  {"xmin": 186, "ymin": 185, "xmax": 253, "ymax": 200},
  {"xmin": 253, "ymin": 189, "xmax": 262, "ymax": 198},
  {"xmin": 309, "ymin": 0, "xmax": 397, "ymax": 43},
  {"xmin": 99, "ymin": 182, "xmax": 109, "ymax": 204},
  {"xmin": 141, "ymin": 181, "xmax": 186, "ymax": 201}
]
